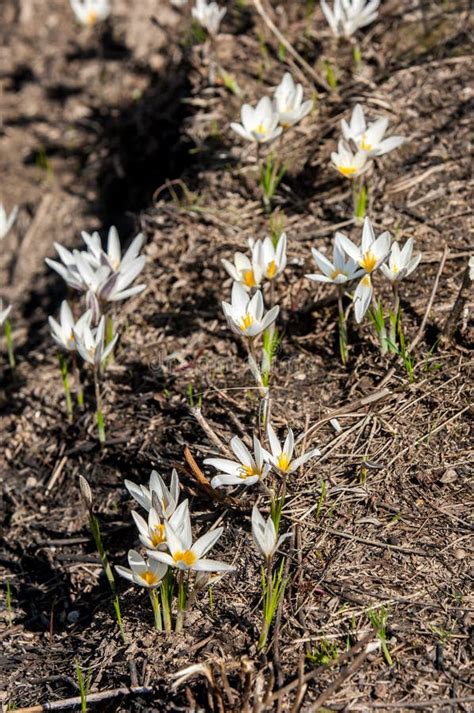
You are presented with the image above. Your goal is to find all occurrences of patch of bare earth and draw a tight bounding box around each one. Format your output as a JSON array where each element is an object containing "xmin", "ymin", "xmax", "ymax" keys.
[{"xmin": 1, "ymin": 1, "xmax": 472, "ymax": 711}]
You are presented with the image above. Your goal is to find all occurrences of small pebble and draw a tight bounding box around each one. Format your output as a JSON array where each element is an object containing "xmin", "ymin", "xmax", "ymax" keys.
[
  {"xmin": 67, "ymin": 610, "xmax": 80, "ymax": 623},
  {"xmin": 439, "ymin": 468, "xmax": 457, "ymax": 484},
  {"xmin": 454, "ymin": 548, "xmax": 466, "ymax": 560}
]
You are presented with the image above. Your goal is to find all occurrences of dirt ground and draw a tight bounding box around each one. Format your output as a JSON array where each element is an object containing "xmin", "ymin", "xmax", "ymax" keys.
[{"xmin": 1, "ymin": 0, "xmax": 473, "ymax": 711}]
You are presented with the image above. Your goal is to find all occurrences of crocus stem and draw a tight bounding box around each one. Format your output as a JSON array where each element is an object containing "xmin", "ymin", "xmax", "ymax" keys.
[
  {"xmin": 88, "ymin": 508, "xmax": 126, "ymax": 643},
  {"xmin": 353, "ymin": 43, "xmax": 362, "ymax": 67},
  {"xmin": 379, "ymin": 324, "xmax": 388, "ymax": 356},
  {"xmin": 337, "ymin": 285, "xmax": 348, "ymax": 365},
  {"xmin": 113, "ymin": 594, "xmax": 127, "ymax": 644},
  {"xmin": 389, "ymin": 284, "xmax": 400, "ymax": 351},
  {"xmin": 175, "ymin": 571, "xmax": 186, "ymax": 633},
  {"xmin": 353, "ymin": 178, "xmax": 367, "ymax": 225},
  {"xmin": 72, "ymin": 352, "xmax": 84, "ymax": 408},
  {"xmin": 58, "ymin": 353, "xmax": 73, "ymax": 421},
  {"xmin": 246, "ymin": 337, "xmax": 269, "ymax": 437},
  {"xmin": 161, "ymin": 571, "xmax": 173, "ymax": 632},
  {"xmin": 149, "ymin": 588, "xmax": 162, "ymax": 631},
  {"xmin": 248, "ymin": 337, "xmax": 267, "ymax": 399},
  {"xmin": 260, "ymin": 393, "xmax": 271, "ymax": 430},
  {"xmin": 4, "ymin": 319, "xmax": 15, "ymax": 370},
  {"xmin": 105, "ymin": 314, "xmax": 115, "ymax": 366},
  {"xmin": 269, "ymin": 279, "xmax": 275, "ymax": 308},
  {"xmin": 258, "ymin": 556, "xmax": 273, "ymax": 650},
  {"xmin": 94, "ymin": 366, "xmax": 106, "ymax": 445}
]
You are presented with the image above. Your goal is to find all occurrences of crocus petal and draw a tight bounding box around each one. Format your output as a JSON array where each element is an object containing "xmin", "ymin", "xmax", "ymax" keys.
[
  {"xmin": 337, "ymin": 234, "xmax": 360, "ymax": 263},
  {"xmin": 192, "ymin": 526, "xmax": 224, "ymax": 558},
  {"xmin": 192, "ymin": 559, "xmax": 235, "ymax": 572},
  {"xmin": 353, "ymin": 275, "xmax": 373, "ymax": 323},
  {"xmin": 290, "ymin": 448, "xmax": 321, "ymax": 471}
]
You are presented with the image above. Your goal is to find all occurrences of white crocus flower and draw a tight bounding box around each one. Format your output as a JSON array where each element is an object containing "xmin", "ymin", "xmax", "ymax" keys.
[
  {"xmin": 116, "ymin": 550, "xmax": 167, "ymax": 588},
  {"xmin": 204, "ymin": 435, "xmax": 270, "ymax": 488},
  {"xmin": 0, "ymin": 299, "xmax": 12, "ymax": 327},
  {"xmin": 252, "ymin": 234, "xmax": 287, "ymax": 281},
  {"xmin": 231, "ymin": 97, "xmax": 283, "ymax": 145},
  {"xmin": 70, "ymin": 0, "xmax": 111, "ymax": 26},
  {"xmin": 381, "ymin": 239, "xmax": 421, "ymax": 284},
  {"xmin": 337, "ymin": 217, "xmax": 391, "ymax": 323},
  {"xmin": 221, "ymin": 251, "xmax": 263, "ymax": 291},
  {"xmin": 81, "ymin": 226, "xmax": 145, "ymax": 274},
  {"xmin": 337, "ymin": 217, "xmax": 391, "ymax": 275},
  {"xmin": 331, "ymin": 139, "xmax": 368, "ymax": 178},
  {"xmin": 321, "ymin": 0, "xmax": 380, "ymax": 38},
  {"xmin": 342, "ymin": 104, "xmax": 405, "ymax": 157},
  {"xmin": 132, "ymin": 500, "xmax": 189, "ymax": 551},
  {"xmin": 274, "ymin": 73, "xmax": 312, "ymax": 128},
  {"xmin": 48, "ymin": 301, "xmax": 92, "ymax": 352},
  {"xmin": 73, "ymin": 315, "xmax": 118, "ymax": 367},
  {"xmin": 222, "ymin": 282, "xmax": 279, "ymax": 338},
  {"xmin": 149, "ymin": 504, "xmax": 235, "ymax": 573},
  {"xmin": 0, "ymin": 203, "xmax": 18, "ymax": 241},
  {"xmin": 251, "ymin": 506, "xmax": 290, "ymax": 560},
  {"xmin": 46, "ymin": 244, "xmax": 109, "ymax": 294},
  {"xmin": 124, "ymin": 469, "xmax": 180, "ymax": 516},
  {"xmin": 306, "ymin": 234, "xmax": 363, "ymax": 284},
  {"xmin": 191, "ymin": 0, "xmax": 226, "ymax": 36},
  {"xmin": 265, "ymin": 423, "xmax": 320, "ymax": 474},
  {"xmin": 46, "ymin": 229, "xmax": 146, "ymax": 309}
]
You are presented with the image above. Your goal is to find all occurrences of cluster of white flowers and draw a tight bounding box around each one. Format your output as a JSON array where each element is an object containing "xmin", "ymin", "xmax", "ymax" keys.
[
  {"xmin": 204, "ymin": 423, "xmax": 320, "ymax": 489},
  {"xmin": 46, "ymin": 226, "xmax": 146, "ymax": 366},
  {"xmin": 220, "ymin": 230, "xmax": 287, "ymax": 343},
  {"xmin": 117, "ymin": 469, "xmax": 234, "ymax": 591},
  {"xmin": 321, "ymin": 0, "xmax": 381, "ymax": 38},
  {"xmin": 191, "ymin": 0, "xmax": 226, "ymax": 37},
  {"xmin": 231, "ymin": 73, "xmax": 312, "ymax": 145},
  {"xmin": 307, "ymin": 217, "xmax": 421, "ymax": 322},
  {"xmin": 222, "ymin": 234, "xmax": 287, "ymax": 290},
  {"xmin": 331, "ymin": 104, "xmax": 405, "ymax": 179}
]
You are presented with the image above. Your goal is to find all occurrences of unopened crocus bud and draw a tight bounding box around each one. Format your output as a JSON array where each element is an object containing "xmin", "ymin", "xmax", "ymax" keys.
[{"xmin": 79, "ymin": 474, "xmax": 93, "ymax": 509}]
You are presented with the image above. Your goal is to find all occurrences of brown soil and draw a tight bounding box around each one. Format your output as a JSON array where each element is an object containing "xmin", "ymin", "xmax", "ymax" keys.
[{"xmin": 1, "ymin": 1, "xmax": 473, "ymax": 711}]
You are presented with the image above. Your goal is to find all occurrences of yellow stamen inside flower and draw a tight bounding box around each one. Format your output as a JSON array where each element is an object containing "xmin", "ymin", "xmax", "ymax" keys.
[
  {"xmin": 140, "ymin": 570, "xmax": 159, "ymax": 585},
  {"xmin": 239, "ymin": 464, "xmax": 260, "ymax": 480},
  {"xmin": 173, "ymin": 550, "xmax": 197, "ymax": 566},
  {"xmin": 361, "ymin": 274, "xmax": 372, "ymax": 287},
  {"xmin": 338, "ymin": 165, "xmax": 357, "ymax": 177},
  {"xmin": 392, "ymin": 264, "xmax": 399, "ymax": 274},
  {"xmin": 360, "ymin": 135, "xmax": 372, "ymax": 151},
  {"xmin": 266, "ymin": 260, "xmax": 278, "ymax": 279},
  {"xmin": 360, "ymin": 251, "xmax": 377, "ymax": 272},
  {"xmin": 243, "ymin": 269, "xmax": 257, "ymax": 288},
  {"xmin": 239, "ymin": 313, "xmax": 254, "ymax": 331},
  {"xmin": 330, "ymin": 269, "xmax": 343, "ymax": 280},
  {"xmin": 86, "ymin": 10, "xmax": 98, "ymax": 26},
  {"xmin": 277, "ymin": 453, "xmax": 291, "ymax": 472},
  {"xmin": 256, "ymin": 123, "xmax": 267, "ymax": 135},
  {"xmin": 150, "ymin": 524, "xmax": 166, "ymax": 548}
]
